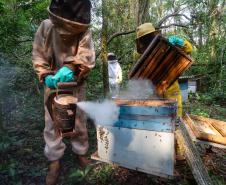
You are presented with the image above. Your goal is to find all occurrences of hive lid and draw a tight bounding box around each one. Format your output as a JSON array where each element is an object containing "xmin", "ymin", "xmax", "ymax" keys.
[{"xmin": 114, "ymin": 98, "xmax": 177, "ymax": 107}]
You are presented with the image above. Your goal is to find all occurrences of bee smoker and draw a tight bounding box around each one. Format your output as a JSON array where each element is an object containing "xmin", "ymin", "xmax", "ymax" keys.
[{"xmin": 52, "ymin": 82, "xmax": 78, "ymax": 138}]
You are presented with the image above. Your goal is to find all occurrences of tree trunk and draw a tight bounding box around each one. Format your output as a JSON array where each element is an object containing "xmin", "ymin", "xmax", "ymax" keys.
[
  {"xmin": 208, "ymin": 0, "xmax": 219, "ymax": 63},
  {"xmin": 156, "ymin": 0, "xmax": 163, "ymax": 20},
  {"xmin": 172, "ymin": 0, "xmax": 177, "ymax": 33},
  {"xmin": 137, "ymin": 0, "xmax": 150, "ymax": 26},
  {"xmin": 129, "ymin": 0, "xmax": 138, "ymax": 27},
  {"xmin": 101, "ymin": 0, "xmax": 109, "ymax": 97},
  {"xmin": 198, "ymin": 23, "xmax": 203, "ymax": 47}
]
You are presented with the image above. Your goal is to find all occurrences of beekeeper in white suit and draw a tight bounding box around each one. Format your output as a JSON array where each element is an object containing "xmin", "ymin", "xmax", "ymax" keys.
[{"xmin": 108, "ymin": 53, "xmax": 122, "ymax": 97}]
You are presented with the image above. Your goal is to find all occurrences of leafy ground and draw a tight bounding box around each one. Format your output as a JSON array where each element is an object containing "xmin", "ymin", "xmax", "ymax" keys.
[{"xmin": 0, "ymin": 61, "xmax": 225, "ymax": 185}]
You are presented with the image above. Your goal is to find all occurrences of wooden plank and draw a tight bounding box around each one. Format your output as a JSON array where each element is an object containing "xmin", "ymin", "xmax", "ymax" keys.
[
  {"xmin": 151, "ymin": 48, "xmax": 178, "ymax": 83},
  {"xmin": 174, "ymin": 57, "xmax": 193, "ymax": 79},
  {"xmin": 183, "ymin": 114, "xmax": 204, "ymax": 136},
  {"xmin": 155, "ymin": 56, "xmax": 192, "ymax": 95},
  {"xmin": 140, "ymin": 42, "xmax": 169, "ymax": 78},
  {"xmin": 129, "ymin": 35, "xmax": 160, "ymax": 78},
  {"xmin": 134, "ymin": 42, "xmax": 163, "ymax": 78},
  {"xmin": 114, "ymin": 99, "xmax": 177, "ymax": 106},
  {"xmin": 187, "ymin": 115, "xmax": 222, "ymax": 136},
  {"xmin": 189, "ymin": 115, "xmax": 226, "ymax": 137},
  {"xmin": 184, "ymin": 114, "xmax": 226, "ymax": 145},
  {"xmin": 150, "ymin": 53, "xmax": 173, "ymax": 84},
  {"xmin": 212, "ymin": 121, "xmax": 226, "ymax": 137},
  {"xmin": 176, "ymin": 119, "xmax": 214, "ymax": 185},
  {"xmin": 155, "ymin": 55, "xmax": 193, "ymax": 94},
  {"xmin": 154, "ymin": 54, "xmax": 182, "ymax": 94},
  {"xmin": 184, "ymin": 121, "xmax": 226, "ymax": 149},
  {"xmin": 146, "ymin": 43, "xmax": 171, "ymax": 80}
]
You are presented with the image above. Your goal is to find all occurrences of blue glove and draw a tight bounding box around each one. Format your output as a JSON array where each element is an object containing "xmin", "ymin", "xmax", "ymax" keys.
[
  {"xmin": 52, "ymin": 66, "xmax": 74, "ymax": 88},
  {"xmin": 168, "ymin": 36, "xmax": 185, "ymax": 47},
  {"xmin": 44, "ymin": 75, "xmax": 55, "ymax": 89}
]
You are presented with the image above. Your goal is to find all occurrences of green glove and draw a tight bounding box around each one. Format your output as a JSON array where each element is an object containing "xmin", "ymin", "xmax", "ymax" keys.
[
  {"xmin": 52, "ymin": 66, "xmax": 74, "ymax": 88},
  {"xmin": 168, "ymin": 35, "xmax": 185, "ymax": 47},
  {"xmin": 44, "ymin": 75, "xmax": 55, "ymax": 89}
]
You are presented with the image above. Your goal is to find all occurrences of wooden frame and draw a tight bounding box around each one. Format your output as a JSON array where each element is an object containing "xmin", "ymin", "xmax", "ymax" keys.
[{"xmin": 129, "ymin": 35, "xmax": 193, "ymax": 96}]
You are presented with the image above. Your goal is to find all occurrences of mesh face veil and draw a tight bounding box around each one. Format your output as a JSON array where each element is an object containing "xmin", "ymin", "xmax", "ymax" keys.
[
  {"xmin": 108, "ymin": 53, "xmax": 117, "ymax": 61},
  {"xmin": 49, "ymin": 0, "xmax": 91, "ymax": 24}
]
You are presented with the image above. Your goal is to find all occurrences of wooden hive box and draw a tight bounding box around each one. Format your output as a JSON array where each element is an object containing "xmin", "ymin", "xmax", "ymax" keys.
[
  {"xmin": 129, "ymin": 35, "xmax": 193, "ymax": 96},
  {"xmin": 94, "ymin": 99, "xmax": 177, "ymax": 178}
]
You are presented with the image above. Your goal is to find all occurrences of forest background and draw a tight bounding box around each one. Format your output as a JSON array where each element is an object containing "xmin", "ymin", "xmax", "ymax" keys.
[{"xmin": 0, "ymin": 0, "xmax": 225, "ymax": 184}]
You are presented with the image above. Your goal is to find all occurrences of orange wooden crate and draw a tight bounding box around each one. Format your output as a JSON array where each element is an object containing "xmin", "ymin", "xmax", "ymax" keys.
[{"xmin": 129, "ymin": 35, "xmax": 193, "ymax": 96}]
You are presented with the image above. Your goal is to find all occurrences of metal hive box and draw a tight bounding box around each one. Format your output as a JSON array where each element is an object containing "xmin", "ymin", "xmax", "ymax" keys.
[
  {"xmin": 129, "ymin": 35, "xmax": 193, "ymax": 96},
  {"xmin": 94, "ymin": 99, "xmax": 177, "ymax": 178}
]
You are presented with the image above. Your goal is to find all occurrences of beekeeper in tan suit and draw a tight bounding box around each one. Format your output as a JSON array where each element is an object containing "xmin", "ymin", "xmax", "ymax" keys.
[{"xmin": 32, "ymin": 0, "xmax": 95, "ymax": 184}]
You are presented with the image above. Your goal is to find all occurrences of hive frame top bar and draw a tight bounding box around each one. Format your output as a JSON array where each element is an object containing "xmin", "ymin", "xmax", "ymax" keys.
[{"xmin": 114, "ymin": 98, "xmax": 177, "ymax": 106}]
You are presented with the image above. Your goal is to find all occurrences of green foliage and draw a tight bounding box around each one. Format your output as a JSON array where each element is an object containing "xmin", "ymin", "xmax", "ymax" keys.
[
  {"xmin": 210, "ymin": 173, "xmax": 226, "ymax": 185},
  {"xmin": 185, "ymin": 92, "xmax": 226, "ymax": 121},
  {"xmin": 87, "ymin": 64, "xmax": 104, "ymax": 99},
  {"xmin": 0, "ymin": 0, "xmax": 48, "ymax": 61},
  {"xmin": 68, "ymin": 166, "xmax": 93, "ymax": 182},
  {"xmin": 0, "ymin": 134, "xmax": 10, "ymax": 152},
  {"xmin": 0, "ymin": 1, "xmax": 225, "ymax": 184},
  {"xmin": 88, "ymin": 164, "xmax": 116, "ymax": 185}
]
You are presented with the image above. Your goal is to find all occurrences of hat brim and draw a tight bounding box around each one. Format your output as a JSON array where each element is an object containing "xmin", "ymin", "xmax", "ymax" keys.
[{"xmin": 136, "ymin": 30, "xmax": 161, "ymax": 40}]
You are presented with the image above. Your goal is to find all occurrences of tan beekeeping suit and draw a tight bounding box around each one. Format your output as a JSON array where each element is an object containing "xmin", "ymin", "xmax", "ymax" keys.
[{"xmin": 32, "ymin": 8, "xmax": 95, "ymax": 161}]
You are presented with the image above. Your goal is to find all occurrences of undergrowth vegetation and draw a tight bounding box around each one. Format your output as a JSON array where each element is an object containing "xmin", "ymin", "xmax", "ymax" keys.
[{"xmin": 0, "ymin": 0, "xmax": 225, "ymax": 184}]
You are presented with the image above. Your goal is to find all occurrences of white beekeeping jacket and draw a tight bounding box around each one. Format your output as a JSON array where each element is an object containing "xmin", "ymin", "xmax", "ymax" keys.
[{"xmin": 108, "ymin": 60, "xmax": 122, "ymax": 84}]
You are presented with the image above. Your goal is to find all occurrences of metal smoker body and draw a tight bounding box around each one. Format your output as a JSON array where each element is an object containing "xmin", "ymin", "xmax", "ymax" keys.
[{"xmin": 52, "ymin": 82, "xmax": 78, "ymax": 138}]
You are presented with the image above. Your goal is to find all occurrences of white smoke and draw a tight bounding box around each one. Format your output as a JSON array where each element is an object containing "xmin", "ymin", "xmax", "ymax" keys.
[
  {"xmin": 117, "ymin": 79, "xmax": 156, "ymax": 99},
  {"xmin": 76, "ymin": 80, "xmax": 156, "ymax": 125},
  {"xmin": 77, "ymin": 100, "xmax": 119, "ymax": 126}
]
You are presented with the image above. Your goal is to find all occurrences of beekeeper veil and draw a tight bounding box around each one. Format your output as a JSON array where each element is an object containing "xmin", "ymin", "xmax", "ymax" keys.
[{"xmin": 49, "ymin": 0, "xmax": 91, "ymax": 24}]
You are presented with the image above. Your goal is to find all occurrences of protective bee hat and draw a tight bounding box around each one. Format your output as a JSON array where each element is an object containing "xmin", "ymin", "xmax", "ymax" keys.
[
  {"xmin": 108, "ymin": 53, "xmax": 117, "ymax": 61},
  {"xmin": 49, "ymin": 0, "xmax": 91, "ymax": 24}
]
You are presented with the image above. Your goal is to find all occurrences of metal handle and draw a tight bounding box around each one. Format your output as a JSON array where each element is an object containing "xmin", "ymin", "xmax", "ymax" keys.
[
  {"xmin": 57, "ymin": 82, "xmax": 78, "ymax": 89},
  {"xmin": 56, "ymin": 82, "xmax": 78, "ymax": 98}
]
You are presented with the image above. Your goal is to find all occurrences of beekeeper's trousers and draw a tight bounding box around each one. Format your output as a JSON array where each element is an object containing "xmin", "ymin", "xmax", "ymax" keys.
[
  {"xmin": 109, "ymin": 82, "xmax": 120, "ymax": 97},
  {"xmin": 163, "ymin": 80, "xmax": 182, "ymax": 118},
  {"xmin": 43, "ymin": 83, "xmax": 89, "ymax": 161}
]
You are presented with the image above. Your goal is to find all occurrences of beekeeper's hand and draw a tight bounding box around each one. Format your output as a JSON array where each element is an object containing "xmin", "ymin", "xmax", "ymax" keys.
[
  {"xmin": 168, "ymin": 35, "xmax": 193, "ymax": 55},
  {"xmin": 52, "ymin": 66, "xmax": 74, "ymax": 88},
  {"xmin": 168, "ymin": 35, "xmax": 184, "ymax": 47},
  {"xmin": 44, "ymin": 75, "xmax": 55, "ymax": 89}
]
